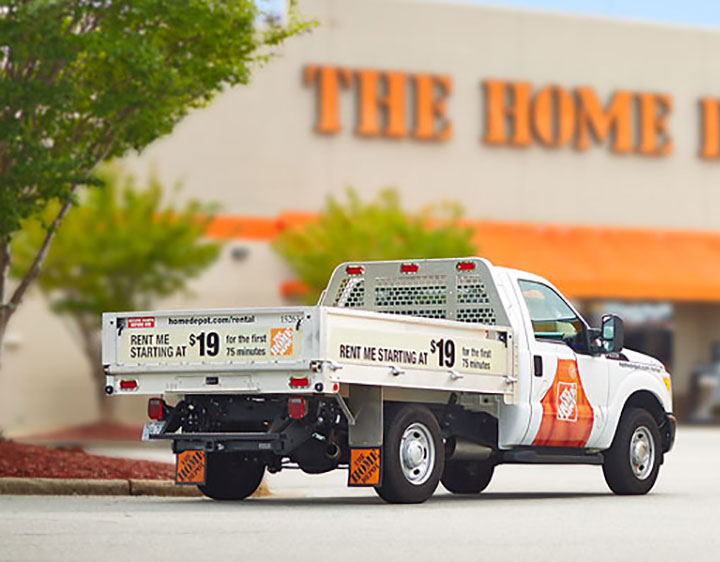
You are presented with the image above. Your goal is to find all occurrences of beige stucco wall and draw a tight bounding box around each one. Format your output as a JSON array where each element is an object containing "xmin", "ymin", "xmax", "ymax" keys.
[
  {"xmin": 122, "ymin": 0, "xmax": 720, "ymax": 230},
  {"xmin": 5, "ymin": 0, "xmax": 720, "ymax": 433}
]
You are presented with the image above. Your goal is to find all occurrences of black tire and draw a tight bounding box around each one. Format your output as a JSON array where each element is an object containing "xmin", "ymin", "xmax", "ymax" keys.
[
  {"xmin": 442, "ymin": 460, "xmax": 495, "ymax": 494},
  {"xmin": 198, "ymin": 453, "xmax": 265, "ymax": 501},
  {"xmin": 602, "ymin": 408, "xmax": 662, "ymax": 495},
  {"xmin": 374, "ymin": 404, "xmax": 444, "ymax": 504}
]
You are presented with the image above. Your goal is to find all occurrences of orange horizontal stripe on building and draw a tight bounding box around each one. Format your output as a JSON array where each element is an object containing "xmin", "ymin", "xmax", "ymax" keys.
[{"xmin": 207, "ymin": 214, "xmax": 720, "ymax": 303}]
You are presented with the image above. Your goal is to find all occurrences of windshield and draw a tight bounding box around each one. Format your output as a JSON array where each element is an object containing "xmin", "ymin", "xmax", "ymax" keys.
[{"xmin": 519, "ymin": 280, "xmax": 586, "ymax": 348}]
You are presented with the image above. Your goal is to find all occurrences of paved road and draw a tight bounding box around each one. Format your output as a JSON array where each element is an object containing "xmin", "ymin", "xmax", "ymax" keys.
[{"xmin": 1, "ymin": 427, "xmax": 718, "ymax": 562}]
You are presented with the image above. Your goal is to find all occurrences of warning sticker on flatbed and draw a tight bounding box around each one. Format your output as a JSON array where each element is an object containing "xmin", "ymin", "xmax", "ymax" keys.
[
  {"xmin": 175, "ymin": 450, "xmax": 206, "ymax": 485},
  {"xmin": 348, "ymin": 448, "xmax": 381, "ymax": 487}
]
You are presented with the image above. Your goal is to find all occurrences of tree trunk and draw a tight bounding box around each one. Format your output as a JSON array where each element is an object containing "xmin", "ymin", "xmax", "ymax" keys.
[
  {"xmin": 75, "ymin": 314, "xmax": 116, "ymax": 424},
  {"xmin": 0, "ymin": 310, "xmax": 7, "ymax": 367},
  {"xmin": 92, "ymin": 358, "xmax": 117, "ymax": 424},
  {"xmin": 0, "ymin": 195, "xmax": 75, "ymax": 369},
  {"xmin": 0, "ymin": 238, "xmax": 11, "ymax": 367}
]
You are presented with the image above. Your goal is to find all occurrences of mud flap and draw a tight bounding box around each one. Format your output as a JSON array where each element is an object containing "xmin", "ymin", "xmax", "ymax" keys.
[
  {"xmin": 175, "ymin": 450, "xmax": 206, "ymax": 485},
  {"xmin": 347, "ymin": 385, "xmax": 383, "ymax": 487},
  {"xmin": 348, "ymin": 447, "xmax": 382, "ymax": 487}
]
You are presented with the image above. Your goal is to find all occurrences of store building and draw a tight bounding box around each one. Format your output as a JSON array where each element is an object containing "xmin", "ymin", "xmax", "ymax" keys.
[{"xmin": 5, "ymin": 0, "xmax": 720, "ymax": 432}]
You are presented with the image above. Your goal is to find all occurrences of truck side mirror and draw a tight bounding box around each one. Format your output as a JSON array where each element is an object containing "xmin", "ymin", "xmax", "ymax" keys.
[{"xmin": 601, "ymin": 314, "xmax": 624, "ymax": 353}]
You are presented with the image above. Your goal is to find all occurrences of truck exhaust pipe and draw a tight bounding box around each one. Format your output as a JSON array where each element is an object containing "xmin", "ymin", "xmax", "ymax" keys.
[
  {"xmin": 445, "ymin": 437, "xmax": 493, "ymax": 461},
  {"xmin": 325, "ymin": 442, "xmax": 341, "ymax": 461}
]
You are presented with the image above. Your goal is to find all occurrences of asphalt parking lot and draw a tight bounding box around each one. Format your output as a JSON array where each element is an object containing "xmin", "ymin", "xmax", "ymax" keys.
[{"xmin": 1, "ymin": 426, "xmax": 718, "ymax": 562}]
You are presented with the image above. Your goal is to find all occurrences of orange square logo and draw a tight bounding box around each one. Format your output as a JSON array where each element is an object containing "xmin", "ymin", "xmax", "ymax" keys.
[
  {"xmin": 175, "ymin": 450, "xmax": 206, "ymax": 485},
  {"xmin": 348, "ymin": 448, "xmax": 381, "ymax": 487},
  {"xmin": 270, "ymin": 327, "xmax": 294, "ymax": 356}
]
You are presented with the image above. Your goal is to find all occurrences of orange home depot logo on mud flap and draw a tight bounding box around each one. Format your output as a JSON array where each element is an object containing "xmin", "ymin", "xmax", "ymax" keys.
[
  {"xmin": 532, "ymin": 359, "xmax": 594, "ymax": 447},
  {"xmin": 270, "ymin": 327, "xmax": 294, "ymax": 356},
  {"xmin": 175, "ymin": 450, "xmax": 206, "ymax": 485},
  {"xmin": 348, "ymin": 448, "xmax": 381, "ymax": 487}
]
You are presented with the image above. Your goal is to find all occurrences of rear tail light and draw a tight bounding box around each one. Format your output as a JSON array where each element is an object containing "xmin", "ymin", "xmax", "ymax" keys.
[
  {"xmin": 345, "ymin": 265, "xmax": 364, "ymax": 275},
  {"xmin": 119, "ymin": 379, "xmax": 138, "ymax": 391},
  {"xmin": 288, "ymin": 397, "xmax": 307, "ymax": 419},
  {"xmin": 147, "ymin": 398, "xmax": 166, "ymax": 421},
  {"xmin": 456, "ymin": 261, "xmax": 476, "ymax": 271},
  {"xmin": 289, "ymin": 376, "xmax": 310, "ymax": 388},
  {"xmin": 400, "ymin": 263, "xmax": 419, "ymax": 273}
]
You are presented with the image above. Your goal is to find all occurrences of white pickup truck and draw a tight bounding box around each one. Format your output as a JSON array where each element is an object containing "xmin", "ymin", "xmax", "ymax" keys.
[{"xmin": 102, "ymin": 258, "xmax": 676, "ymax": 503}]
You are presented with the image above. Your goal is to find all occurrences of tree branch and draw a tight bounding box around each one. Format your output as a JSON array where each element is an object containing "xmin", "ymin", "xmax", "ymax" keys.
[
  {"xmin": 5, "ymin": 187, "xmax": 77, "ymax": 318},
  {"xmin": 2, "ymin": 130, "xmax": 117, "ymax": 324}
]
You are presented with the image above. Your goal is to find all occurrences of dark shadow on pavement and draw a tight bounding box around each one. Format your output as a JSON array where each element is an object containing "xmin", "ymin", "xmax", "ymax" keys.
[{"xmin": 145, "ymin": 490, "xmax": 613, "ymax": 509}]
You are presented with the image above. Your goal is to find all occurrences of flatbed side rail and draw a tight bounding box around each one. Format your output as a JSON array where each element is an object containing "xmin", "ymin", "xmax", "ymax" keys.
[{"xmin": 320, "ymin": 307, "xmax": 518, "ymax": 404}]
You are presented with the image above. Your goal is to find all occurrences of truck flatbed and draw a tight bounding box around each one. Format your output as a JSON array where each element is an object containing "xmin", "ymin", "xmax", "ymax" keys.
[{"xmin": 103, "ymin": 306, "xmax": 517, "ymax": 401}]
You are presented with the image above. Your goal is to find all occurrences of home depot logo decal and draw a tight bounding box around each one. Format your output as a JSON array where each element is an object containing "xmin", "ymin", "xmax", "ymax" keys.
[
  {"xmin": 270, "ymin": 327, "xmax": 294, "ymax": 356},
  {"xmin": 556, "ymin": 382, "xmax": 578, "ymax": 422},
  {"xmin": 175, "ymin": 450, "xmax": 206, "ymax": 485},
  {"xmin": 532, "ymin": 359, "xmax": 593, "ymax": 447},
  {"xmin": 348, "ymin": 448, "xmax": 381, "ymax": 487},
  {"xmin": 304, "ymin": 64, "xmax": 720, "ymax": 159}
]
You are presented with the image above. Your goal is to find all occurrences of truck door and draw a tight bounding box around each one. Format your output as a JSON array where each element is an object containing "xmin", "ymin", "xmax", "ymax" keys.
[{"xmin": 514, "ymin": 280, "xmax": 609, "ymax": 448}]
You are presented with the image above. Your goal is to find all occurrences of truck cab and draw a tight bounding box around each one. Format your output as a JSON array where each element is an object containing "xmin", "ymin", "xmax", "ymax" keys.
[
  {"xmin": 494, "ymin": 267, "xmax": 674, "ymax": 453},
  {"xmin": 102, "ymin": 258, "xmax": 676, "ymax": 503}
]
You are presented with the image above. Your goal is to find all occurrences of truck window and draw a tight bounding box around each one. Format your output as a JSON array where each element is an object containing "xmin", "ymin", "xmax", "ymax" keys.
[{"xmin": 518, "ymin": 280, "xmax": 587, "ymax": 350}]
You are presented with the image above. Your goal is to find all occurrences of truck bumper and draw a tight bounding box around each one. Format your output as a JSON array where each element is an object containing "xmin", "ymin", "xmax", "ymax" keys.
[
  {"xmin": 151, "ymin": 429, "xmax": 312, "ymax": 455},
  {"xmin": 662, "ymin": 413, "xmax": 677, "ymax": 453}
]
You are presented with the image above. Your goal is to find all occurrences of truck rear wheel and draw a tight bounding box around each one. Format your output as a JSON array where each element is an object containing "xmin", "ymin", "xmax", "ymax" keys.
[
  {"xmin": 442, "ymin": 460, "xmax": 495, "ymax": 494},
  {"xmin": 375, "ymin": 404, "xmax": 444, "ymax": 504},
  {"xmin": 198, "ymin": 453, "xmax": 265, "ymax": 501},
  {"xmin": 602, "ymin": 408, "xmax": 662, "ymax": 495}
]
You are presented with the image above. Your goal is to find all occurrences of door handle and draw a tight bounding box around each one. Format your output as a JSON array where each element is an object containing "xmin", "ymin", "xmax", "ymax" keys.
[{"xmin": 533, "ymin": 355, "xmax": 543, "ymax": 377}]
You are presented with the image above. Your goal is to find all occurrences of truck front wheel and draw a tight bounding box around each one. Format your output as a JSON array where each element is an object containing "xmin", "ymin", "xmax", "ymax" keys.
[
  {"xmin": 375, "ymin": 404, "xmax": 444, "ymax": 504},
  {"xmin": 198, "ymin": 453, "xmax": 265, "ymax": 501},
  {"xmin": 442, "ymin": 460, "xmax": 495, "ymax": 494},
  {"xmin": 602, "ymin": 408, "xmax": 662, "ymax": 495}
]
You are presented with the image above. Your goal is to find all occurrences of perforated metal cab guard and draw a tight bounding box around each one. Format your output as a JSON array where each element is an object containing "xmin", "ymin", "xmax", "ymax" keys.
[{"xmin": 320, "ymin": 258, "xmax": 509, "ymax": 327}]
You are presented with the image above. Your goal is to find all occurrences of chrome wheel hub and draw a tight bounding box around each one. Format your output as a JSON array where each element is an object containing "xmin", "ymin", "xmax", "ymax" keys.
[
  {"xmin": 629, "ymin": 426, "xmax": 655, "ymax": 480},
  {"xmin": 399, "ymin": 422, "xmax": 435, "ymax": 485}
]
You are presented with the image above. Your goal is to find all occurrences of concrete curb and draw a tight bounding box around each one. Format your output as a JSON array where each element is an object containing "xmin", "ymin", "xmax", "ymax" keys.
[
  {"xmin": 129, "ymin": 479, "xmax": 202, "ymax": 497},
  {"xmin": 0, "ymin": 478, "xmax": 200, "ymax": 497},
  {"xmin": 0, "ymin": 477, "xmax": 271, "ymax": 497}
]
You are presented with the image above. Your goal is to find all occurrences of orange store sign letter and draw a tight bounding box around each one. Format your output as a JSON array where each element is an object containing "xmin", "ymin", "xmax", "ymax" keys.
[
  {"xmin": 700, "ymin": 98, "xmax": 720, "ymax": 159},
  {"xmin": 304, "ymin": 65, "xmax": 353, "ymax": 134},
  {"xmin": 304, "ymin": 64, "xmax": 452, "ymax": 141},
  {"xmin": 483, "ymin": 80, "xmax": 673, "ymax": 156}
]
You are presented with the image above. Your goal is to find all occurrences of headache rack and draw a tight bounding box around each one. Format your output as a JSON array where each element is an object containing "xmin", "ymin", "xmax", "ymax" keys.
[{"xmin": 321, "ymin": 258, "xmax": 510, "ymax": 326}]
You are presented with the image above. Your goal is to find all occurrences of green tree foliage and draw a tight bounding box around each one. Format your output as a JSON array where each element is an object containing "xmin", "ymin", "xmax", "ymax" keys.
[
  {"xmin": 0, "ymin": 0, "xmax": 310, "ymax": 352},
  {"xmin": 11, "ymin": 166, "xmax": 221, "ymax": 419},
  {"xmin": 273, "ymin": 189, "xmax": 477, "ymax": 304}
]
